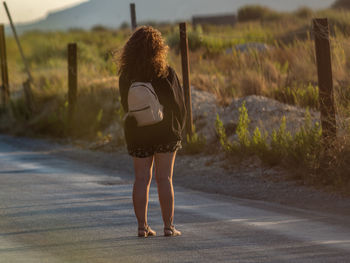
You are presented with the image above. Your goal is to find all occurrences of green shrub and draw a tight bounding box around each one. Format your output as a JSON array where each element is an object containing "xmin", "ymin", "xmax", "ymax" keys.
[
  {"xmin": 215, "ymin": 102, "xmax": 256, "ymax": 154},
  {"xmin": 166, "ymin": 27, "xmax": 237, "ymax": 54},
  {"xmin": 27, "ymin": 39, "xmax": 66, "ymax": 67},
  {"xmin": 273, "ymin": 84, "xmax": 319, "ymax": 109},
  {"xmin": 215, "ymin": 114, "xmax": 232, "ymax": 152},
  {"xmin": 10, "ymin": 98, "xmax": 31, "ymax": 121},
  {"xmin": 236, "ymin": 101, "xmax": 251, "ymax": 150},
  {"xmin": 215, "ymin": 101, "xmax": 322, "ymax": 169},
  {"xmin": 267, "ymin": 116, "xmax": 293, "ymax": 164},
  {"xmin": 78, "ymin": 42, "xmax": 105, "ymax": 66},
  {"xmin": 251, "ymin": 127, "xmax": 269, "ymax": 157},
  {"xmin": 333, "ymin": 0, "xmax": 350, "ymax": 9},
  {"xmin": 295, "ymin": 7, "xmax": 314, "ymax": 18},
  {"xmin": 238, "ymin": 5, "xmax": 280, "ymax": 22},
  {"xmin": 183, "ymin": 127, "xmax": 207, "ymax": 154},
  {"xmin": 320, "ymin": 9, "xmax": 350, "ymax": 35},
  {"xmin": 290, "ymin": 110, "xmax": 322, "ymax": 166},
  {"xmin": 91, "ymin": 25, "xmax": 110, "ymax": 32},
  {"xmin": 167, "ymin": 29, "xmax": 203, "ymax": 52},
  {"xmin": 28, "ymin": 98, "xmax": 68, "ymax": 138}
]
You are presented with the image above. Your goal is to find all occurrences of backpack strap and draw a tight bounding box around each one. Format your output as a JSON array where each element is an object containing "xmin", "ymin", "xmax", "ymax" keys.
[{"xmin": 123, "ymin": 112, "xmax": 129, "ymax": 121}]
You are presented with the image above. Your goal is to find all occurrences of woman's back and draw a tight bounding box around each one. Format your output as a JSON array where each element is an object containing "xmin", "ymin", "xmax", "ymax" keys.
[{"xmin": 119, "ymin": 66, "xmax": 186, "ymax": 150}]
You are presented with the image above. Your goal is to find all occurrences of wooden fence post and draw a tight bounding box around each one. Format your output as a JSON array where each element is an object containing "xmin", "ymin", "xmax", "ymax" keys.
[
  {"xmin": 3, "ymin": 1, "xmax": 32, "ymax": 82},
  {"xmin": 313, "ymin": 18, "xmax": 337, "ymax": 144},
  {"xmin": 68, "ymin": 43, "xmax": 78, "ymax": 124},
  {"xmin": 179, "ymin": 22, "xmax": 194, "ymax": 137},
  {"xmin": 0, "ymin": 24, "xmax": 9, "ymax": 106},
  {"xmin": 23, "ymin": 79, "xmax": 34, "ymax": 113},
  {"xmin": 130, "ymin": 3, "xmax": 137, "ymax": 31}
]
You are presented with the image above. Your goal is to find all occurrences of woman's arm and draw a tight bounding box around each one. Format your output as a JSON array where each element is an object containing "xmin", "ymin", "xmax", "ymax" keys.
[
  {"xmin": 119, "ymin": 74, "xmax": 129, "ymax": 113},
  {"xmin": 170, "ymin": 68, "xmax": 187, "ymax": 132}
]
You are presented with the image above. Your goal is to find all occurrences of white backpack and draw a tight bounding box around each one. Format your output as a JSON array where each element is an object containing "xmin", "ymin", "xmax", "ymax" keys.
[{"xmin": 124, "ymin": 82, "xmax": 164, "ymax": 127}]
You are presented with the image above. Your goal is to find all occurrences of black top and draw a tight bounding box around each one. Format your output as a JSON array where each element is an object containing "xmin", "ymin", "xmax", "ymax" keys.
[{"xmin": 119, "ymin": 67, "xmax": 187, "ymax": 150}]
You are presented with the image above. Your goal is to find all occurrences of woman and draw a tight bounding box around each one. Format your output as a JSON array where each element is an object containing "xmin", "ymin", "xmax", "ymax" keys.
[{"xmin": 118, "ymin": 26, "xmax": 186, "ymax": 237}]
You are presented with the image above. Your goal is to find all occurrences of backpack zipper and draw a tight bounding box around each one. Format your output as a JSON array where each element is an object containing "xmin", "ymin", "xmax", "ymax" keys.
[{"xmin": 130, "ymin": 105, "xmax": 151, "ymax": 112}]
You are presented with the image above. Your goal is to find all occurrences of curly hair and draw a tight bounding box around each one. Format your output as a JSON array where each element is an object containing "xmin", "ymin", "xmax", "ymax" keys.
[{"xmin": 118, "ymin": 26, "xmax": 169, "ymax": 82}]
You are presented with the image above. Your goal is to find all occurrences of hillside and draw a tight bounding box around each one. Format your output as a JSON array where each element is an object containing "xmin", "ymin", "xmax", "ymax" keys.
[{"xmin": 7, "ymin": 0, "xmax": 335, "ymax": 34}]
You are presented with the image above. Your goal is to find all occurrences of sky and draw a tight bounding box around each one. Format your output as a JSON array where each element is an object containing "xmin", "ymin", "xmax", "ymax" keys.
[
  {"xmin": 0, "ymin": 0, "xmax": 87, "ymax": 24},
  {"xmin": 0, "ymin": 0, "xmax": 336, "ymax": 25}
]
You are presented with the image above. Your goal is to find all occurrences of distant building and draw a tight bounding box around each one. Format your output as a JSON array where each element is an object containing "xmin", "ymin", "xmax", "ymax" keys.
[{"xmin": 192, "ymin": 14, "xmax": 237, "ymax": 27}]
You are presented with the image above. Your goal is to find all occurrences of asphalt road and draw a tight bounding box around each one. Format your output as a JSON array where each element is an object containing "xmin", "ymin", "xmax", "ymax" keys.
[{"xmin": 0, "ymin": 136, "xmax": 350, "ymax": 263}]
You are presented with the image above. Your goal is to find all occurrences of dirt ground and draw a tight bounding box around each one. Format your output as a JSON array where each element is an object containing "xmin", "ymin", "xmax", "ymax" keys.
[{"xmin": 5, "ymin": 134, "xmax": 349, "ymax": 218}]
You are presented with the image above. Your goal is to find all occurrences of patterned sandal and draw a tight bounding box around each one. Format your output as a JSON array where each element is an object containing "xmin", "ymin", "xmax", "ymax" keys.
[
  {"xmin": 138, "ymin": 225, "xmax": 156, "ymax": 237},
  {"xmin": 164, "ymin": 225, "xmax": 181, "ymax": 237}
]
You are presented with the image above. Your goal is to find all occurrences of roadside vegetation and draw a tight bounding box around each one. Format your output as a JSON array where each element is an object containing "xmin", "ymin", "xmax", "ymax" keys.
[
  {"xmin": 215, "ymin": 101, "xmax": 350, "ymax": 193},
  {"xmin": 1, "ymin": 4, "xmax": 350, "ymax": 193}
]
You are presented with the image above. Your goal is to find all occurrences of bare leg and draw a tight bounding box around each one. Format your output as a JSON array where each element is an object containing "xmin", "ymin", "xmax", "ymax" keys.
[
  {"xmin": 154, "ymin": 152, "xmax": 177, "ymax": 229},
  {"xmin": 132, "ymin": 156, "xmax": 153, "ymax": 229}
]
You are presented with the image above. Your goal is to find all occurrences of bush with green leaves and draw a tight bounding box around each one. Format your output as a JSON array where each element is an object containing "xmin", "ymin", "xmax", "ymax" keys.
[
  {"xmin": 215, "ymin": 101, "xmax": 322, "ymax": 168},
  {"xmin": 237, "ymin": 5, "xmax": 281, "ymax": 22},
  {"xmin": 182, "ymin": 126, "xmax": 207, "ymax": 155},
  {"xmin": 215, "ymin": 113, "xmax": 231, "ymax": 152},
  {"xmin": 215, "ymin": 102, "xmax": 254, "ymax": 155},
  {"xmin": 236, "ymin": 101, "xmax": 251, "ymax": 151},
  {"xmin": 167, "ymin": 28, "xmax": 203, "ymax": 52},
  {"xmin": 166, "ymin": 26, "xmax": 240, "ymax": 54},
  {"xmin": 273, "ymin": 84, "xmax": 319, "ymax": 109},
  {"xmin": 251, "ymin": 127, "xmax": 269, "ymax": 158},
  {"xmin": 269, "ymin": 116, "xmax": 293, "ymax": 161},
  {"xmin": 290, "ymin": 110, "xmax": 322, "ymax": 166},
  {"xmin": 333, "ymin": 0, "xmax": 350, "ymax": 9}
]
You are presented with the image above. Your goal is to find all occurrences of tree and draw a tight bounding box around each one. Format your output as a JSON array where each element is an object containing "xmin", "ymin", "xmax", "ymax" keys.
[{"xmin": 333, "ymin": 0, "xmax": 350, "ymax": 9}]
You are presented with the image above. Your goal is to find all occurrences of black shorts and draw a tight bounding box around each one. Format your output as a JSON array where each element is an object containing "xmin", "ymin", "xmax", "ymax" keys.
[{"xmin": 128, "ymin": 141, "xmax": 182, "ymax": 158}]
